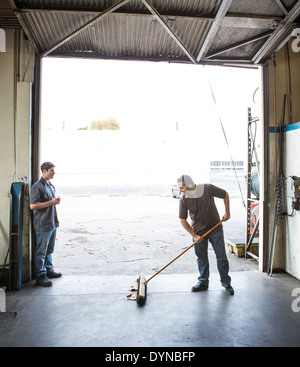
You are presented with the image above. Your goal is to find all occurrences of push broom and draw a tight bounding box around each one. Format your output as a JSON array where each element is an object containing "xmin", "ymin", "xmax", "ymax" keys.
[{"xmin": 136, "ymin": 219, "xmax": 224, "ymax": 306}]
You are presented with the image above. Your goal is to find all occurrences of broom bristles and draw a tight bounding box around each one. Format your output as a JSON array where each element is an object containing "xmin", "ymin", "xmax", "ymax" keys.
[{"xmin": 136, "ymin": 273, "xmax": 147, "ymax": 306}]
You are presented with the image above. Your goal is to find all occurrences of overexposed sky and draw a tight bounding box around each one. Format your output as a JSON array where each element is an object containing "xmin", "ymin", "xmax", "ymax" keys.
[
  {"xmin": 40, "ymin": 58, "xmax": 262, "ymax": 185},
  {"xmin": 41, "ymin": 58, "xmax": 261, "ymax": 137}
]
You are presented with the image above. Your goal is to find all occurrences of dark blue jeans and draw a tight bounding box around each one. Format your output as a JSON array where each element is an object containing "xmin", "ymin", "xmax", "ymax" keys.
[
  {"xmin": 34, "ymin": 229, "xmax": 56, "ymax": 278},
  {"xmin": 194, "ymin": 228, "xmax": 231, "ymax": 287}
]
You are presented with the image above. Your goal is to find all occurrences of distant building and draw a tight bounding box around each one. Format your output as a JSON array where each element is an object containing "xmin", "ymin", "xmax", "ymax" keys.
[{"xmin": 210, "ymin": 160, "xmax": 244, "ymax": 173}]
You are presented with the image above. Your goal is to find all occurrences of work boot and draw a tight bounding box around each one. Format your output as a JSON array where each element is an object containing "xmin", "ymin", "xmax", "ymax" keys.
[
  {"xmin": 47, "ymin": 269, "xmax": 62, "ymax": 278},
  {"xmin": 35, "ymin": 274, "xmax": 52, "ymax": 287},
  {"xmin": 191, "ymin": 282, "xmax": 208, "ymax": 292},
  {"xmin": 223, "ymin": 284, "xmax": 234, "ymax": 295}
]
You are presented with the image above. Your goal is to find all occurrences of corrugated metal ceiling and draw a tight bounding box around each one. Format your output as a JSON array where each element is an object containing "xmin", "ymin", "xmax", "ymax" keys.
[{"xmin": 2, "ymin": 0, "xmax": 300, "ymax": 65}]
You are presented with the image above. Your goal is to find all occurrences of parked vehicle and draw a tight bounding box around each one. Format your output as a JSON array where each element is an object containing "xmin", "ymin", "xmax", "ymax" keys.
[{"xmin": 172, "ymin": 185, "xmax": 181, "ymax": 198}]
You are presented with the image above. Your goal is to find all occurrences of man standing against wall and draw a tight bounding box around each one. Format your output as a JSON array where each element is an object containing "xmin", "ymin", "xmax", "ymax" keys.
[{"xmin": 30, "ymin": 162, "xmax": 62, "ymax": 287}]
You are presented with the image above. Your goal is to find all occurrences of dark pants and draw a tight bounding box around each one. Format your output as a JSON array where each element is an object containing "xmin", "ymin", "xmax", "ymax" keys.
[
  {"xmin": 34, "ymin": 228, "xmax": 56, "ymax": 277},
  {"xmin": 194, "ymin": 228, "xmax": 231, "ymax": 286}
]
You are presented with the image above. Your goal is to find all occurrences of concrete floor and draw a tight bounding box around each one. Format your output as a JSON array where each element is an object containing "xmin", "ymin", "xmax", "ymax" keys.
[
  {"xmin": 1, "ymin": 271, "xmax": 300, "ymax": 347},
  {"xmin": 1, "ymin": 177, "xmax": 300, "ymax": 347}
]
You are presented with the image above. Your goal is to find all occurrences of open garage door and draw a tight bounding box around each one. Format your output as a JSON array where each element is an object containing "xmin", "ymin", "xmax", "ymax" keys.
[{"xmin": 39, "ymin": 57, "xmax": 261, "ymax": 277}]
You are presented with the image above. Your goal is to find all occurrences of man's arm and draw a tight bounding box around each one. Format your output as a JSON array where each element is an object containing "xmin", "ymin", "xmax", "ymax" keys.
[
  {"xmin": 30, "ymin": 197, "xmax": 60, "ymax": 210},
  {"xmin": 180, "ymin": 218, "xmax": 202, "ymax": 243},
  {"xmin": 222, "ymin": 192, "xmax": 230, "ymax": 222}
]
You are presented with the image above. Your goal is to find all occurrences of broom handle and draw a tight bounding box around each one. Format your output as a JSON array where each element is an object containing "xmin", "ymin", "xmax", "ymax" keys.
[{"xmin": 144, "ymin": 219, "xmax": 224, "ymax": 285}]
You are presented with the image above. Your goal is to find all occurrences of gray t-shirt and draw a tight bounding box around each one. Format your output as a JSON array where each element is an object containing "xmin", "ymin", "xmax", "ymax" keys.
[
  {"xmin": 179, "ymin": 184, "xmax": 226, "ymax": 236},
  {"xmin": 30, "ymin": 177, "xmax": 59, "ymax": 232}
]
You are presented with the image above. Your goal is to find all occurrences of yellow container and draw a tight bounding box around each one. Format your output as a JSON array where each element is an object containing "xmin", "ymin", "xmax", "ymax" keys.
[{"xmin": 226, "ymin": 239, "xmax": 259, "ymax": 257}]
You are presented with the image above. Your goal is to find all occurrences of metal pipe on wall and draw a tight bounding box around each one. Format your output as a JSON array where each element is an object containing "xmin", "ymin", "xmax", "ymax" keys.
[
  {"xmin": 262, "ymin": 64, "xmax": 270, "ymax": 272},
  {"xmin": 31, "ymin": 55, "xmax": 41, "ymax": 185}
]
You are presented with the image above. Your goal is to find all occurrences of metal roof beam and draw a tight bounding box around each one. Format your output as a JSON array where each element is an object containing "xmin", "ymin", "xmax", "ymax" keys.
[
  {"xmin": 16, "ymin": 6, "xmax": 215, "ymax": 21},
  {"xmin": 16, "ymin": 5, "xmax": 283, "ymax": 28},
  {"xmin": 49, "ymin": 50, "xmax": 256, "ymax": 68},
  {"xmin": 9, "ymin": 0, "xmax": 40, "ymax": 53},
  {"xmin": 222, "ymin": 13, "xmax": 282, "ymax": 29},
  {"xmin": 273, "ymin": 0, "xmax": 288, "ymax": 15},
  {"xmin": 274, "ymin": 27, "xmax": 298, "ymax": 53},
  {"xmin": 206, "ymin": 30, "xmax": 273, "ymax": 59},
  {"xmin": 40, "ymin": 0, "xmax": 130, "ymax": 57},
  {"xmin": 252, "ymin": 0, "xmax": 300, "ymax": 63},
  {"xmin": 196, "ymin": 0, "xmax": 233, "ymax": 62},
  {"xmin": 140, "ymin": 0, "xmax": 197, "ymax": 64}
]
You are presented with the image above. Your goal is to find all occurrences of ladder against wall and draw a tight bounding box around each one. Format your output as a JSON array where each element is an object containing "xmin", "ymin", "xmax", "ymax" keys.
[
  {"xmin": 245, "ymin": 107, "xmax": 260, "ymax": 260},
  {"xmin": 225, "ymin": 107, "xmax": 260, "ymax": 261}
]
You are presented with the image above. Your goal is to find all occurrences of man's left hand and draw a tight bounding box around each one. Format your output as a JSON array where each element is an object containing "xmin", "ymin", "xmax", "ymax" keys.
[{"xmin": 222, "ymin": 213, "xmax": 230, "ymax": 222}]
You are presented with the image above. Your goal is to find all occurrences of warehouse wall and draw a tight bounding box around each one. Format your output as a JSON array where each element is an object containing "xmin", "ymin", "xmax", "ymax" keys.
[
  {"xmin": 0, "ymin": 28, "xmax": 35, "ymax": 281},
  {"xmin": 285, "ymin": 123, "xmax": 300, "ymax": 279},
  {"xmin": 1, "ymin": 27, "xmax": 300, "ymax": 283},
  {"xmin": 267, "ymin": 39, "xmax": 300, "ymax": 279}
]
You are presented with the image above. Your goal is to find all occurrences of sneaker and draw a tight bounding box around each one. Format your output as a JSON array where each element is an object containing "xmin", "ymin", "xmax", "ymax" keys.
[
  {"xmin": 35, "ymin": 275, "xmax": 52, "ymax": 287},
  {"xmin": 47, "ymin": 270, "xmax": 62, "ymax": 279},
  {"xmin": 191, "ymin": 282, "xmax": 208, "ymax": 292},
  {"xmin": 224, "ymin": 284, "xmax": 234, "ymax": 295}
]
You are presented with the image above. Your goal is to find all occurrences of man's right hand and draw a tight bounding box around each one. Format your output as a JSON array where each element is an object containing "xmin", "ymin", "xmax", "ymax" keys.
[
  {"xmin": 193, "ymin": 235, "xmax": 203, "ymax": 243},
  {"xmin": 51, "ymin": 197, "xmax": 61, "ymax": 205},
  {"xmin": 180, "ymin": 219, "xmax": 203, "ymax": 244}
]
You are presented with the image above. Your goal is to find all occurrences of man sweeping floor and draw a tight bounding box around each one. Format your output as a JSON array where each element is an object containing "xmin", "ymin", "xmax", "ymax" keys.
[{"xmin": 177, "ymin": 175, "xmax": 234, "ymax": 295}]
